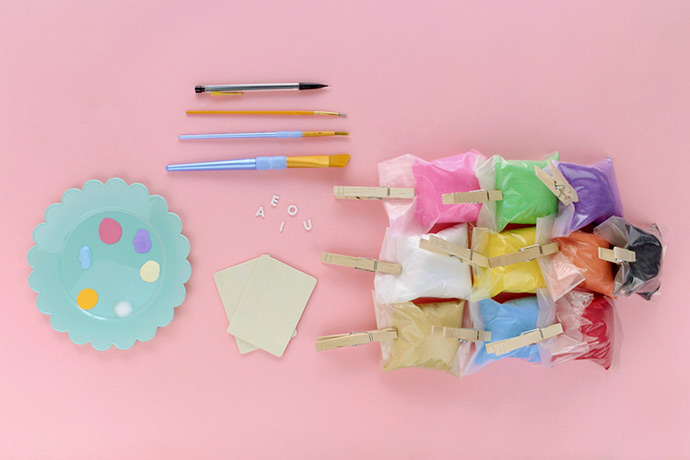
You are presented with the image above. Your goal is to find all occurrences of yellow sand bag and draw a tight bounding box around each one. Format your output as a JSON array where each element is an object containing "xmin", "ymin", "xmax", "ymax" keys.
[{"xmin": 471, "ymin": 226, "xmax": 546, "ymax": 300}]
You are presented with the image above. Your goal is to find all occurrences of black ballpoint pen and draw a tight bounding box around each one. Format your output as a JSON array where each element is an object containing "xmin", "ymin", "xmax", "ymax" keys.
[{"xmin": 195, "ymin": 82, "xmax": 328, "ymax": 93}]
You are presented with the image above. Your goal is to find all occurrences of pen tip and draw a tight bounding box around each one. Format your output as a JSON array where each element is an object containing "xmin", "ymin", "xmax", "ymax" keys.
[
  {"xmin": 299, "ymin": 82, "xmax": 328, "ymax": 90},
  {"xmin": 335, "ymin": 132, "xmax": 349, "ymax": 136},
  {"xmin": 195, "ymin": 85, "xmax": 204, "ymax": 93}
]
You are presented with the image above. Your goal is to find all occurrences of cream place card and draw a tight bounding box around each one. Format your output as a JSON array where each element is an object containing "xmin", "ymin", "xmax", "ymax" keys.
[{"xmin": 215, "ymin": 254, "xmax": 316, "ymax": 357}]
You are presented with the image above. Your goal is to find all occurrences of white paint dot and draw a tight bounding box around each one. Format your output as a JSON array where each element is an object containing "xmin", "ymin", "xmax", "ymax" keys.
[{"xmin": 114, "ymin": 300, "xmax": 133, "ymax": 318}]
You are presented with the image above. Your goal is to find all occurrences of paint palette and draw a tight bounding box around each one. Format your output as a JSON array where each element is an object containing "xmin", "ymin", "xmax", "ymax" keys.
[{"xmin": 28, "ymin": 178, "xmax": 191, "ymax": 350}]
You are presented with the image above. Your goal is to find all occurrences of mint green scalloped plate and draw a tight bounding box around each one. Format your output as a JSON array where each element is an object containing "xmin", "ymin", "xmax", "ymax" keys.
[{"xmin": 28, "ymin": 178, "xmax": 191, "ymax": 350}]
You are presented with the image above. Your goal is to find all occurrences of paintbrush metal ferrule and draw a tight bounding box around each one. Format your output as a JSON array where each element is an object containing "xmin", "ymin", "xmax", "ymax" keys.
[{"xmin": 313, "ymin": 111, "xmax": 348, "ymax": 117}]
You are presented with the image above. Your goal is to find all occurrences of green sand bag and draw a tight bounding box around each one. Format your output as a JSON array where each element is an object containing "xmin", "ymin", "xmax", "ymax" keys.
[{"xmin": 477, "ymin": 153, "xmax": 559, "ymax": 231}]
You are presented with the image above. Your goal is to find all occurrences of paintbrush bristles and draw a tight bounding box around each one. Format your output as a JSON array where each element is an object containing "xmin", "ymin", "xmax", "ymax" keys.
[
  {"xmin": 286, "ymin": 155, "xmax": 330, "ymax": 168},
  {"xmin": 328, "ymin": 154, "xmax": 350, "ymax": 168},
  {"xmin": 285, "ymin": 155, "xmax": 350, "ymax": 168}
]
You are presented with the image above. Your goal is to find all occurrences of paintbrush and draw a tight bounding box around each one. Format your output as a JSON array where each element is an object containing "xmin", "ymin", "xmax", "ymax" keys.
[
  {"xmin": 166, "ymin": 154, "xmax": 350, "ymax": 171},
  {"xmin": 186, "ymin": 110, "xmax": 346, "ymax": 116},
  {"xmin": 178, "ymin": 131, "xmax": 349, "ymax": 140}
]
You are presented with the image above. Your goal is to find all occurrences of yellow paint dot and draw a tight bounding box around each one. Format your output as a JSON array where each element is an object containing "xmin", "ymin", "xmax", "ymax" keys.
[
  {"xmin": 77, "ymin": 288, "xmax": 98, "ymax": 310},
  {"xmin": 140, "ymin": 260, "xmax": 160, "ymax": 283}
]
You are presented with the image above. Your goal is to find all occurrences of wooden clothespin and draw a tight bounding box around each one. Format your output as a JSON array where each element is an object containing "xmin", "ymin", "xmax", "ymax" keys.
[
  {"xmin": 598, "ymin": 246, "xmax": 636, "ymax": 264},
  {"xmin": 442, "ymin": 189, "xmax": 503, "ymax": 205},
  {"xmin": 485, "ymin": 323, "xmax": 564, "ymax": 356},
  {"xmin": 487, "ymin": 243, "xmax": 559, "ymax": 268},
  {"xmin": 534, "ymin": 161, "xmax": 579, "ymax": 205},
  {"xmin": 419, "ymin": 235, "xmax": 489, "ymax": 268},
  {"xmin": 315, "ymin": 328, "xmax": 398, "ymax": 351},
  {"xmin": 333, "ymin": 186, "xmax": 415, "ymax": 200},
  {"xmin": 431, "ymin": 326, "xmax": 492, "ymax": 342},
  {"xmin": 321, "ymin": 252, "xmax": 402, "ymax": 275}
]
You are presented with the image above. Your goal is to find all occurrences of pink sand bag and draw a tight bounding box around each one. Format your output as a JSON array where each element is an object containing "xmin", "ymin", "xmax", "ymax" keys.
[{"xmin": 378, "ymin": 150, "xmax": 486, "ymax": 234}]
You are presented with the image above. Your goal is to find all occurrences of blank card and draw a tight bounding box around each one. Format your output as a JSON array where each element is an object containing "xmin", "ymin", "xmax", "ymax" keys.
[
  {"xmin": 227, "ymin": 255, "xmax": 317, "ymax": 357},
  {"xmin": 214, "ymin": 255, "xmax": 297, "ymax": 354}
]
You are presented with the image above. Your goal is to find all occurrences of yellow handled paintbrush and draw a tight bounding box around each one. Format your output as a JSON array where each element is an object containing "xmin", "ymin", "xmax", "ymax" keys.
[{"xmin": 186, "ymin": 110, "xmax": 346, "ymax": 116}]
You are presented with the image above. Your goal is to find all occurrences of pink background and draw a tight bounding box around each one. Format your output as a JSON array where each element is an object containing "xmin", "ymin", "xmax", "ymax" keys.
[{"xmin": 2, "ymin": 1, "xmax": 689, "ymax": 458}]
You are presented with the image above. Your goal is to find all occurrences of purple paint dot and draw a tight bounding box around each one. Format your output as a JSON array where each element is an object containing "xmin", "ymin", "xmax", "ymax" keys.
[{"xmin": 133, "ymin": 229, "xmax": 152, "ymax": 254}]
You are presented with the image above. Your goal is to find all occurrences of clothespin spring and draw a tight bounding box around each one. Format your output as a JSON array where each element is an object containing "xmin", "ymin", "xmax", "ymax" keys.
[
  {"xmin": 355, "ymin": 258, "xmax": 378, "ymax": 272},
  {"xmin": 350, "ymin": 331, "xmax": 374, "ymax": 346},
  {"xmin": 518, "ymin": 244, "xmax": 544, "ymax": 263}
]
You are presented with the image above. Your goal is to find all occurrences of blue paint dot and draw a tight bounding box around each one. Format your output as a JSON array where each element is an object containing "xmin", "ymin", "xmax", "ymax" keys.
[
  {"xmin": 78, "ymin": 245, "xmax": 92, "ymax": 269},
  {"xmin": 133, "ymin": 229, "xmax": 152, "ymax": 254}
]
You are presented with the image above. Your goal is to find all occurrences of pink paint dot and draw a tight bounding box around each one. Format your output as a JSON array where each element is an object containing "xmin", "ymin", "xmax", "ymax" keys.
[{"xmin": 99, "ymin": 218, "xmax": 122, "ymax": 244}]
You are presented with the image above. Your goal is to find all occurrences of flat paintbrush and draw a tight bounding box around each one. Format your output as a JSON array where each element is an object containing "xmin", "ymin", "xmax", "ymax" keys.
[{"xmin": 166, "ymin": 154, "xmax": 350, "ymax": 171}]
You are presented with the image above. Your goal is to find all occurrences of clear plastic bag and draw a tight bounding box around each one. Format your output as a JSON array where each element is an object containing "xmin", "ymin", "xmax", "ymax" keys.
[
  {"xmin": 375, "ymin": 224, "xmax": 472, "ymax": 304},
  {"xmin": 374, "ymin": 299, "xmax": 470, "ymax": 376},
  {"xmin": 465, "ymin": 296, "xmax": 547, "ymax": 375},
  {"xmin": 536, "ymin": 216, "xmax": 586, "ymax": 300},
  {"xmin": 471, "ymin": 226, "xmax": 546, "ymax": 301},
  {"xmin": 552, "ymin": 157, "xmax": 624, "ymax": 237},
  {"xmin": 594, "ymin": 216, "xmax": 664, "ymax": 300},
  {"xmin": 575, "ymin": 294, "xmax": 620, "ymax": 369},
  {"xmin": 377, "ymin": 154, "xmax": 423, "ymax": 235},
  {"xmin": 476, "ymin": 153, "xmax": 559, "ymax": 231},
  {"xmin": 539, "ymin": 289, "xmax": 621, "ymax": 369},
  {"xmin": 537, "ymin": 290, "xmax": 591, "ymax": 367},
  {"xmin": 553, "ymin": 231, "xmax": 615, "ymax": 296},
  {"xmin": 412, "ymin": 151, "xmax": 485, "ymax": 230},
  {"xmin": 377, "ymin": 151, "xmax": 486, "ymax": 234}
]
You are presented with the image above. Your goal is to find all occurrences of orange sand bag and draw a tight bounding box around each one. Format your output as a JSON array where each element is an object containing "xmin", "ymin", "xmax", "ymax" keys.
[{"xmin": 554, "ymin": 231, "xmax": 614, "ymax": 296}]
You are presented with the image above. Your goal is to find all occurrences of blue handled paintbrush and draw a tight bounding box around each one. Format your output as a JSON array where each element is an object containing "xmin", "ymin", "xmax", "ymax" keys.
[
  {"xmin": 167, "ymin": 154, "xmax": 350, "ymax": 171},
  {"xmin": 178, "ymin": 130, "xmax": 349, "ymax": 140}
]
